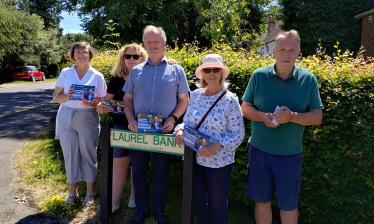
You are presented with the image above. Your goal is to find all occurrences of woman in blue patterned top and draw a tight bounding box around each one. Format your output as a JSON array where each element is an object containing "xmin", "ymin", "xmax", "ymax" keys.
[{"xmin": 174, "ymin": 54, "xmax": 245, "ymax": 224}]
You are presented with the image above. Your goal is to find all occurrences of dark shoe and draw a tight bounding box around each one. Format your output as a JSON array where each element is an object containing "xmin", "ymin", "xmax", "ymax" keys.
[
  {"xmin": 128, "ymin": 210, "xmax": 150, "ymax": 224},
  {"xmin": 153, "ymin": 212, "xmax": 170, "ymax": 224}
]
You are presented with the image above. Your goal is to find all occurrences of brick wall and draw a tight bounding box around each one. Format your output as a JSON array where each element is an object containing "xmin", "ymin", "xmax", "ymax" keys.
[{"xmin": 361, "ymin": 12, "xmax": 374, "ymax": 59}]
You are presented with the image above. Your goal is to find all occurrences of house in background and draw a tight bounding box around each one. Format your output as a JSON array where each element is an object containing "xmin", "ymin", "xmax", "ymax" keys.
[
  {"xmin": 257, "ymin": 18, "xmax": 283, "ymax": 56},
  {"xmin": 354, "ymin": 0, "xmax": 374, "ymax": 59}
]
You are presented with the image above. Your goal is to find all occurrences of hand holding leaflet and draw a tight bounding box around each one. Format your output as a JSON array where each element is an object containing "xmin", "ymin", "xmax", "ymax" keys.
[
  {"xmin": 101, "ymin": 98, "xmax": 125, "ymax": 115},
  {"xmin": 137, "ymin": 114, "xmax": 163, "ymax": 133},
  {"xmin": 271, "ymin": 105, "xmax": 280, "ymax": 125},
  {"xmin": 69, "ymin": 84, "xmax": 96, "ymax": 100},
  {"xmin": 182, "ymin": 126, "xmax": 211, "ymax": 152}
]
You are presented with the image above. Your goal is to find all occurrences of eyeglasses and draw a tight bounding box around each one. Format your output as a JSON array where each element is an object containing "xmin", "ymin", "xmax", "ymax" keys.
[
  {"xmin": 74, "ymin": 50, "xmax": 89, "ymax": 55},
  {"xmin": 124, "ymin": 54, "xmax": 141, "ymax": 60},
  {"xmin": 202, "ymin": 68, "xmax": 221, "ymax": 73}
]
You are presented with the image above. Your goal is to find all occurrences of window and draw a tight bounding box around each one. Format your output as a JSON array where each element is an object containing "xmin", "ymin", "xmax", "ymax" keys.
[
  {"xmin": 369, "ymin": 15, "xmax": 372, "ymax": 23},
  {"xmin": 30, "ymin": 66, "xmax": 38, "ymax": 71}
]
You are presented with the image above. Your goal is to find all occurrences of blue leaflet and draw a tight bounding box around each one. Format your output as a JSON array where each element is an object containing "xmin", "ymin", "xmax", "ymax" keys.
[{"xmin": 70, "ymin": 84, "xmax": 96, "ymax": 101}]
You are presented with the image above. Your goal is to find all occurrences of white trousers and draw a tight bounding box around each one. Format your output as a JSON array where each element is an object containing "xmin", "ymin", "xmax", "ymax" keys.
[{"xmin": 56, "ymin": 106, "xmax": 100, "ymax": 184}]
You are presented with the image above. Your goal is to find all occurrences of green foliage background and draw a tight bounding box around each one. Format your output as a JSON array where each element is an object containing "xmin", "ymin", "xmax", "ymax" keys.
[
  {"xmin": 0, "ymin": 0, "xmax": 63, "ymax": 83},
  {"xmin": 279, "ymin": 0, "xmax": 371, "ymax": 56},
  {"xmin": 88, "ymin": 42, "xmax": 374, "ymax": 223}
]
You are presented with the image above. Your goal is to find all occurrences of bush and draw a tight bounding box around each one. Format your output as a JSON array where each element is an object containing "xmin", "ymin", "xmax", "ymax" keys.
[
  {"xmin": 39, "ymin": 195, "xmax": 77, "ymax": 218},
  {"xmin": 89, "ymin": 42, "xmax": 374, "ymax": 224}
]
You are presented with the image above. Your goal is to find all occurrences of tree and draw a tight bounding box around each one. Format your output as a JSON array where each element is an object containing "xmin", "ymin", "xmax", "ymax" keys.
[
  {"xmin": 279, "ymin": 0, "xmax": 371, "ymax": 56},
  {"xmin": 63, "ymin": 0, "xmax": 204, "ymax": 47},
  {"xmin": 264, "ymin": 3, "xmax": 282, "ymax": 21},
  {"xmin": 194, "ymin": 0, "xmax": 271, "ymax": 49},
  {"xmin": 0, "ymin": 0, "xmax": 25, "ymax": 59},
  {"xmin": 19, "ymin": 0, "xmax": 64, "ymax": 32},
  {"xmin": 62, "ymin": 0, "xmax": 273, "ymax": 49},
  {"xmin": 60, "ymin": 33, "xmax": 91, "ymax": 45},
  {"xmin": 0, "ymin": 0, "xmax": 63, "ymax": 82}
]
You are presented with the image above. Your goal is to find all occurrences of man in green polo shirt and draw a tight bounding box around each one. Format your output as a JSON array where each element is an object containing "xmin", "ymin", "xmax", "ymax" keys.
[{"xmin": 241, "ymin": 30, "xmax": 323, "ymax": 224}]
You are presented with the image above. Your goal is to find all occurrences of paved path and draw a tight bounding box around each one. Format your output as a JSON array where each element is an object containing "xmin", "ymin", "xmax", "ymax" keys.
[{"xmin": 0, "ymin": 82, "xmax": 62, "ymax": 223}]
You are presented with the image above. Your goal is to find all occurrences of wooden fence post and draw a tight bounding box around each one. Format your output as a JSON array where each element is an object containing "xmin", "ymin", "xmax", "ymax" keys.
[
  {"xmin": 100, "ymin": 122, "xmax": 113, "ymax": 224},
  {"xmin": 182, "ymin": 146, "xmax": 196, "ymax": 224}
]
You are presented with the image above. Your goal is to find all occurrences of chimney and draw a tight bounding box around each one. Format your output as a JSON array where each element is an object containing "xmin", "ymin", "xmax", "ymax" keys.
[{"xmin": 267, "ymin": 17, "xmax": 276, "ymax": 35}]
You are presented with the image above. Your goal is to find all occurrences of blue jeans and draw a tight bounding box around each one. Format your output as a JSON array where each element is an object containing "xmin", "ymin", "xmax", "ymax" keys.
[
  {"xmin": 195, "ymin": 163, "xmax": 233, "ymax": 224},
  {"xmin": 129, "ymin": 150, "xmax": 171, "ymax": 213}
]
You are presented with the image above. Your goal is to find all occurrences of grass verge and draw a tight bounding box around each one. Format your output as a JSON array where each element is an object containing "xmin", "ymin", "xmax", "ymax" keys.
[{"xmin": 14, "ymin": 123, "xmax": 257, "ymax": 223}]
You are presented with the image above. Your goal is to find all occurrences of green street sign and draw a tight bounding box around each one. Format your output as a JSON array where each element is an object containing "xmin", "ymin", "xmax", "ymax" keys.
[{"xmin": 110, "ymin": 128, "xmax": 184, "ymax": 156}]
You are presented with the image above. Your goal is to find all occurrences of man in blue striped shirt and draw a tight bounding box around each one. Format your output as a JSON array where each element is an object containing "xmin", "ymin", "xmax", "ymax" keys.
[{"xmin": 123, "ymin": 25, "xmax": 190, "ymax": 224}]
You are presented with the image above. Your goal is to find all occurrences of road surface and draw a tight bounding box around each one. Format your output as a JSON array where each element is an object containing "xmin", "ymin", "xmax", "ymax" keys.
[{"xmin": 0, "ymin": 81, "xmax": 62, "ymax": 223}]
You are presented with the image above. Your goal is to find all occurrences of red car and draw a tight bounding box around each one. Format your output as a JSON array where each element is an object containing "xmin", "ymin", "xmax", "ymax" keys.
[{"xmin": 12, "ymin": 66, "xmax": 45, "ymax": 82}]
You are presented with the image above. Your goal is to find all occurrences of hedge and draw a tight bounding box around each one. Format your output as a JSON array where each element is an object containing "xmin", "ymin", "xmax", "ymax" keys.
[{"xmin": 87, "ymin": 43, "xmax": 374, "ymax": 224}]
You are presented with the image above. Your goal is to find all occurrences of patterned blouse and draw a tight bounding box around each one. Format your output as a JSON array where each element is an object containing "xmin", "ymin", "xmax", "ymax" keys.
[{"xmin": 175, "ymin": 88, "xmax": 245, "ymax": 168}]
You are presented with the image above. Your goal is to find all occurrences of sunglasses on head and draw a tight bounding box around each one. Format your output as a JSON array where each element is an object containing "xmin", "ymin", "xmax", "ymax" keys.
[
  {"xmin": 202, "ymin": 68, "xmax": 221, "ymax": 73},
  {"xmin": 124, "ymin": 54, "xmax": 141, "ymax": 60}
]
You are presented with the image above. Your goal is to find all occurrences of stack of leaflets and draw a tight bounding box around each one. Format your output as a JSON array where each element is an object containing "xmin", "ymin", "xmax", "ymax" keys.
[
  {"xmin": 137, "ymin": 114, "xmax": 163, "ymax": 133},
  {"xmin": 70, "ymin": 84, "xmax": 95, "ymax": 101},
  {"xmin": 101, "ymin": 98, "xmax": 125, "ymax": 115},
  {"xmin": 182, "ymin": 126, "xmax": 211, "ymax": 152}
]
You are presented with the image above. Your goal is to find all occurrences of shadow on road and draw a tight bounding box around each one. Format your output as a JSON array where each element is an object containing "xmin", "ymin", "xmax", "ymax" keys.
[
  {"xmin": 15, "ymin": 213, "xmax": 66, "ymax": 224},
  {"xmin": 0, "ymin": 103, "xmax": 59, "ymax": 140},
  {"xmin": 0, "ymin": 89, "xmax": 55, "ymax": 118}
]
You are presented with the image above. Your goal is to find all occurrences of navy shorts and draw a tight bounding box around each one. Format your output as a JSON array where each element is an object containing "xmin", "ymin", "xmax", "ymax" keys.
[
  {"xmin": 245, "ymin": 144, "xmax": 303, "ymax": 211},
  {"xmin": 113, "ymin": 124, "xmax": 130, "ymax": 158}
]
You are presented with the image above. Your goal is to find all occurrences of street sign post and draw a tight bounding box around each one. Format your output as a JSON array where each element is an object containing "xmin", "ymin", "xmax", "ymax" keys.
[{"xmin": 100, "ymin": 122, "xmax": 195, "ymax": 224}]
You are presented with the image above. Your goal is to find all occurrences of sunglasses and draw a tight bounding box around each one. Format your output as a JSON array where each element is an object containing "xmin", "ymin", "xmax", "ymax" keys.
[
  {"xmin": 202, "ymin": 68, "xmax": 221, "ymax": 73},
  {"xmin": 124, "ymin": 54, "xmax": 141, "ymax": 60}
]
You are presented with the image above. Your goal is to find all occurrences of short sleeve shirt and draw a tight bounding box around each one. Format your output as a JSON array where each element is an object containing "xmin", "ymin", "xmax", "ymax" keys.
[
  {"xmin": 242, "ymin": 64, "xmax": 323, "ymax": 155},
  {"xmin": 56, "ymin": 65, "xmax": 107, "ymax": 109},
  {"xmin": 123, "ymin": 56, "xmax": 190, "ymax": 119},
  {"xmin": 107, "ymin": 76, "xmax": 128, "ymax": 126}
]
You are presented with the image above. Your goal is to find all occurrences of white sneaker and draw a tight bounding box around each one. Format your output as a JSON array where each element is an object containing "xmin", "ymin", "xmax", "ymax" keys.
[
  {"xmin": 128, "ymin": 195, "xmax": 136, "ymax": 208},
  {"xmin": 112, "ymin": 203, "xmax": 119, "ymax": 213}
]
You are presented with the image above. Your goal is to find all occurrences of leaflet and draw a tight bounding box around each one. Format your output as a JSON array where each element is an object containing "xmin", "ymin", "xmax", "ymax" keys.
[
  {"xmin": 271, "ymin": 105, "xmax": 280, "ymax": 125},
  {"xmin": 69, "ymin": 84, "xmax": 95, "ymax": 101},
  {"xmin": 101, "ymin": 98, "xmax": 125, "ymax": 115},
  {"xmin": 182, "ymin": 125, "xmax": 211, "ymax": 152},
  {"xmin": 137, "ymin": 114, "xmax": 163, "ymax": 133}
]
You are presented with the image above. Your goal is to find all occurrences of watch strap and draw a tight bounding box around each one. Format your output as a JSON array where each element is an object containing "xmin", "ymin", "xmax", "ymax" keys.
[{"xmin": 170, "ymin": 114, "xmax": 178, "ymax": 122}]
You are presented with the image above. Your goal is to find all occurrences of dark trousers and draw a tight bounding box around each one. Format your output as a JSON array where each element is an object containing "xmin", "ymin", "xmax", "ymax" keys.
[
  {"xmin": 129, "ymin": 149, "xmax": 171, "ymax": 213},
  {"xmin": 195, "ymin": 163, "xmax": 233, "ymax": 224}
]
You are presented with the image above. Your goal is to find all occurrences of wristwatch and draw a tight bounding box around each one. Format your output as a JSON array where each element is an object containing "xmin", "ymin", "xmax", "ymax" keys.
[{"xmin": 169, "ymin": 114, "xmax": 178, "ymax": 122}]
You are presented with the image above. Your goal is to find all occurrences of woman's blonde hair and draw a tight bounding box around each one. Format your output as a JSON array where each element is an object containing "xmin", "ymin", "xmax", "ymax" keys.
[
  {"xmin": 67, "ymin": 41, "xmax": 95, "ymax": 62},
  {"xmin": 111, "ymin": 43, "xmax": 148, "ymax": 77}
]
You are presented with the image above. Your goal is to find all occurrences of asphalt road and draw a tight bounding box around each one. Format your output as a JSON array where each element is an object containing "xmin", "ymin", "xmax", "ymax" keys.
[
  {"xmin": 0, "ymin": 81, "xmax": 62, "ymax": 224},
  {"xmin": 0, "ymin": 81, "xmax": 57, "ymax": 119}
]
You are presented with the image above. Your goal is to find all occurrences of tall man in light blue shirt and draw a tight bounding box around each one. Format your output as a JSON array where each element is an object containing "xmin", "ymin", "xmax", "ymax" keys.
[{"xmin": 123, "ymin": 25, "xmax": 190, "ymax": 224}]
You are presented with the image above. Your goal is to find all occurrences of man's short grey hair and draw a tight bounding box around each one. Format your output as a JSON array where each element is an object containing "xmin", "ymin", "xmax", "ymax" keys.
[
  {"xmin": 142, "ymin": 25, "xmax": 167, "ymax": 43},
  {"xmin": 274, "ymin": 29, "xmax": 300, "ymax": 50}
]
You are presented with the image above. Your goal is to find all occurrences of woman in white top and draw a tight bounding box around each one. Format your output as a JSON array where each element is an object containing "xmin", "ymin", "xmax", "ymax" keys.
[
  {"xmin": 52, "ymin": 42, "xmax": 107, "ymax": 207},
  {"xmin": 175, "ymin": 54, "xmax": 245, "ymax": 224}
]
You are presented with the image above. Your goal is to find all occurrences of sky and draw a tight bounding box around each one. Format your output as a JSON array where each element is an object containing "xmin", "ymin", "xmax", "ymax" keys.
[{"xmin": 60, "ymin": 11, "xmax": 85, "ymax": 34}]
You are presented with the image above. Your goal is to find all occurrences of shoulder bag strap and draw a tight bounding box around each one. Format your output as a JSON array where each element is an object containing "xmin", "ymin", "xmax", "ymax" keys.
[{"xmin": 196, "ymin": 90, "xmax": 227, "ymax": 130}]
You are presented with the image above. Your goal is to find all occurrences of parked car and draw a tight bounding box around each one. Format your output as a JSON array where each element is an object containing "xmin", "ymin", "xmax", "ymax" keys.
[{"xmin": 12, "ymin": 66, "xmax": 45, "ymax": 82}]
